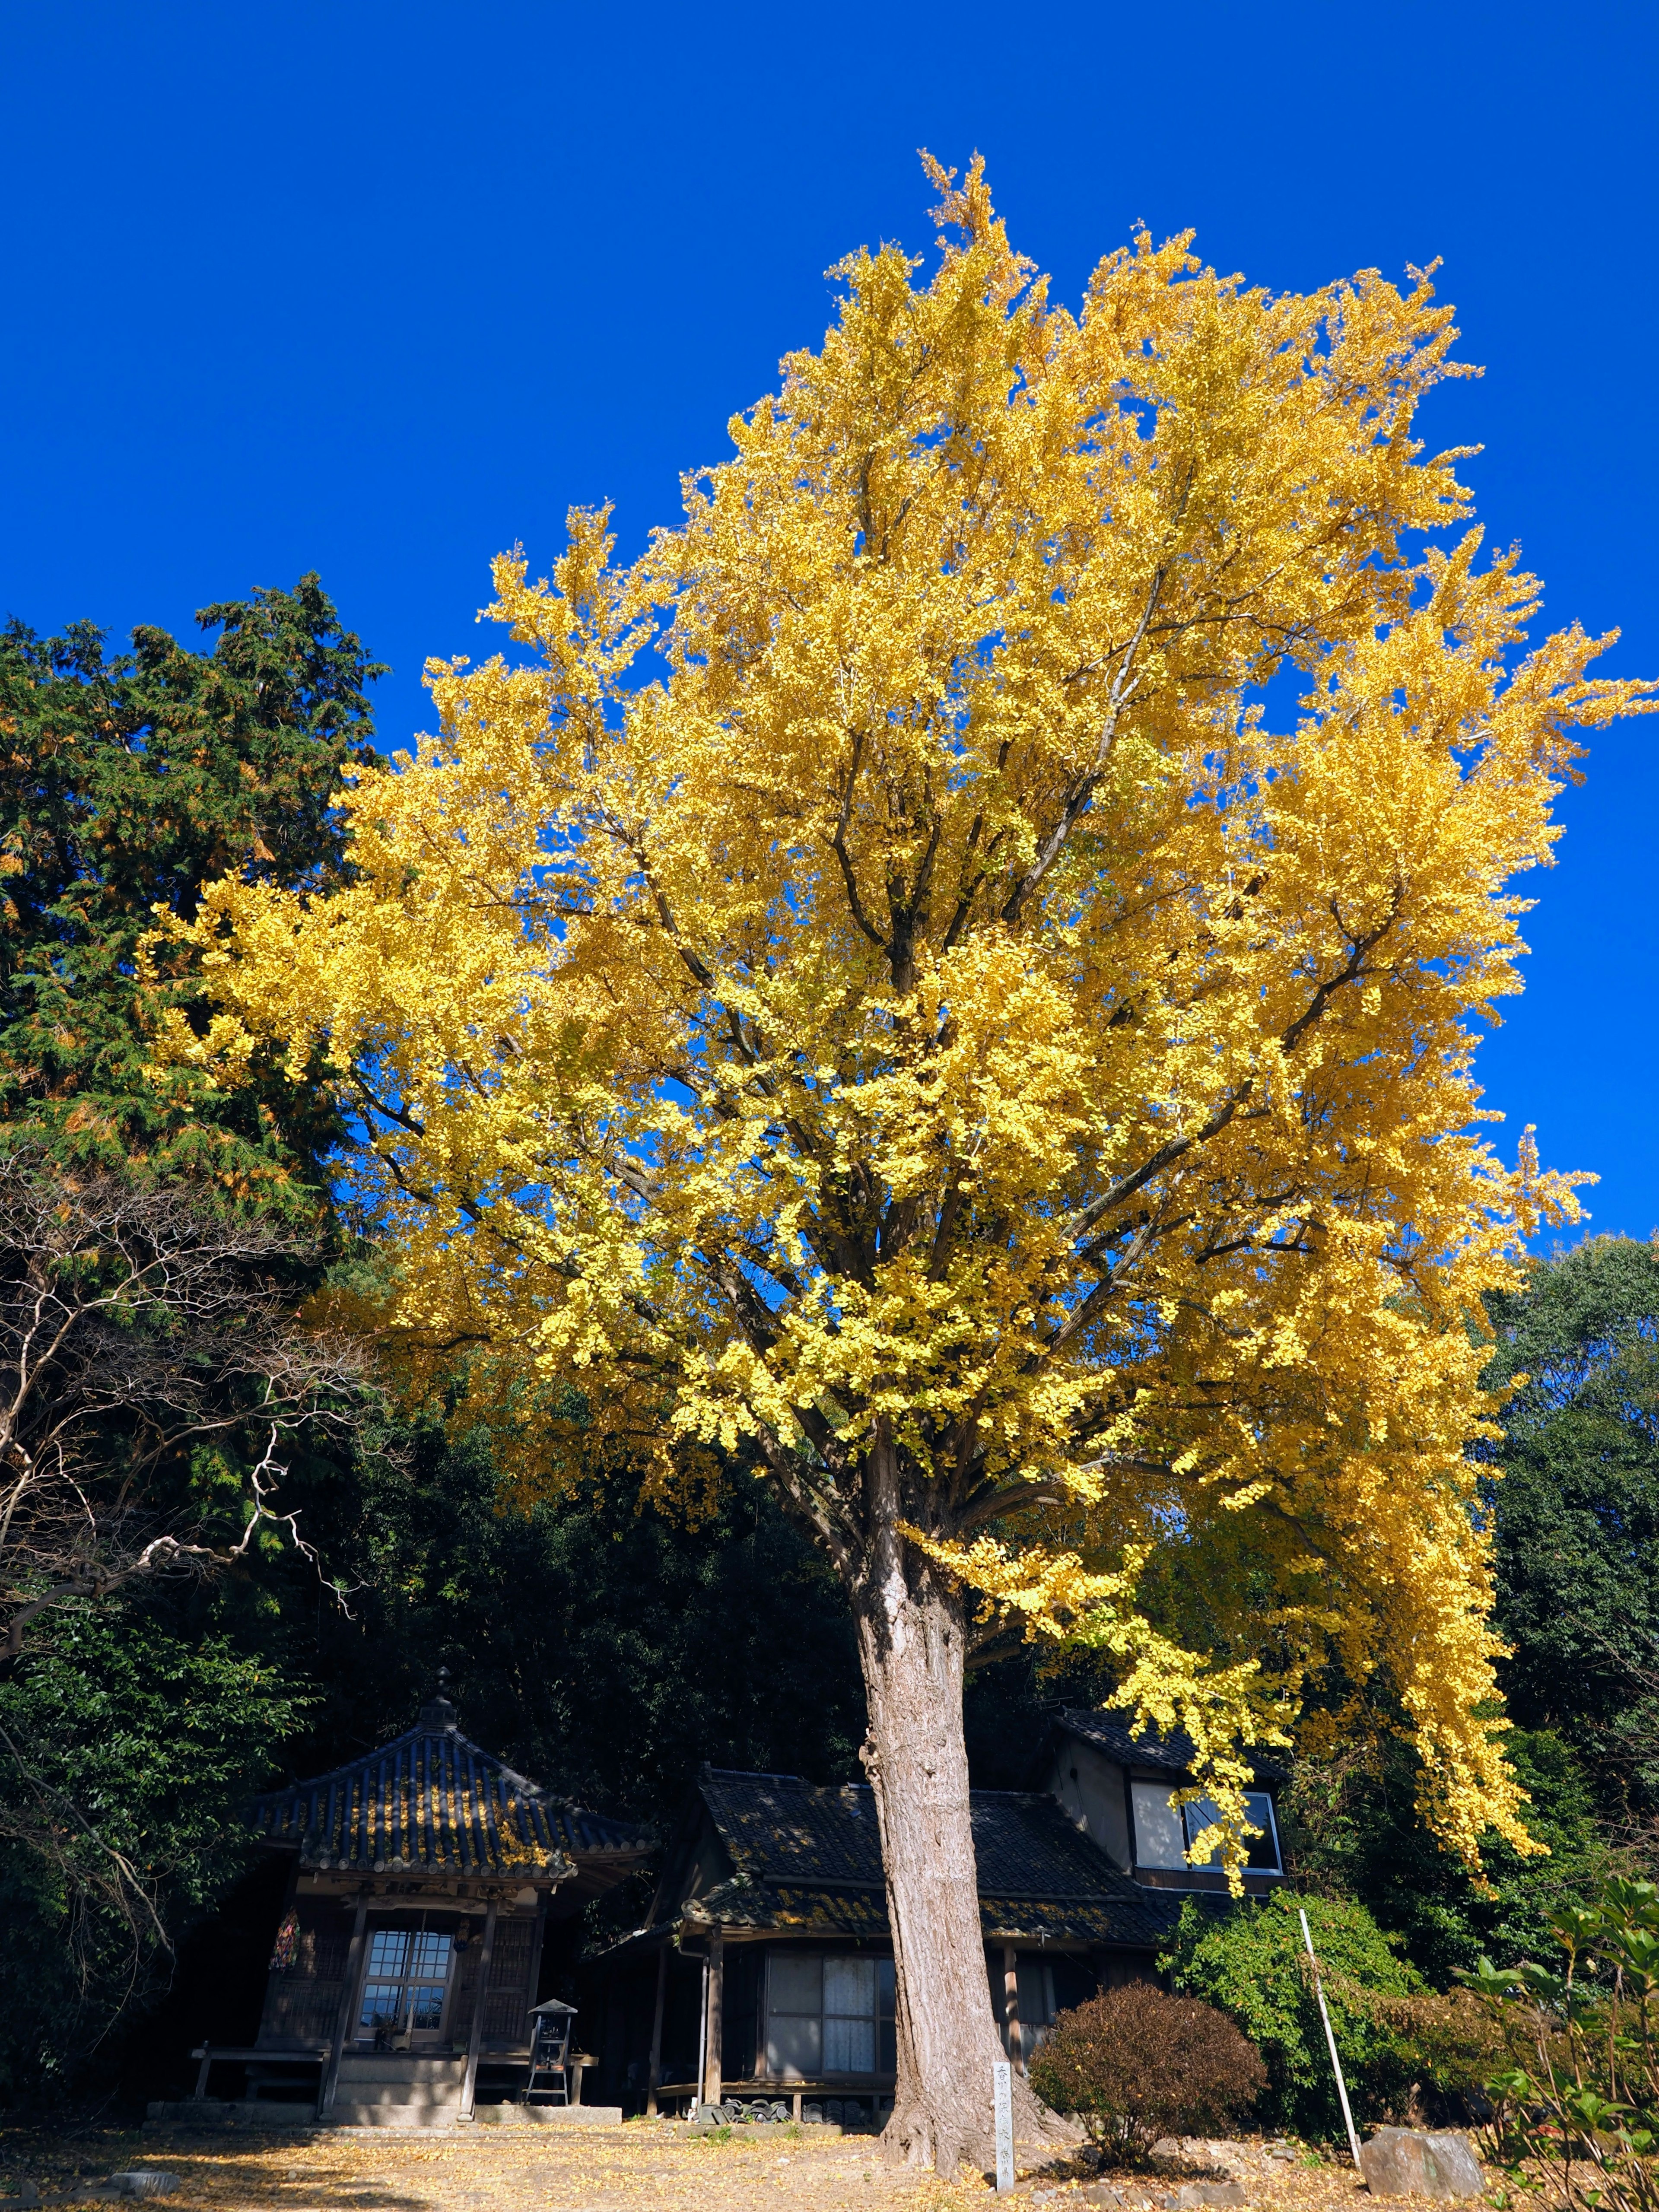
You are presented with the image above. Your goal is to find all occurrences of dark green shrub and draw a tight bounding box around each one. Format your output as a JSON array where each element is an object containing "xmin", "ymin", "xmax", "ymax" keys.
[{"xmin": 1027, "ymin": 1983, "xmax": 1266, "ymax": 2161}]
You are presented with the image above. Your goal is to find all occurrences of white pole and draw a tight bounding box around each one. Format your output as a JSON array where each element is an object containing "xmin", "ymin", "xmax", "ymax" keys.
[
  {"xmin": 694, "ymin": 1955, "xmax": 708, "ymax": 2120},
  {"xmin": 992, "ymin": 2057, "xmax": 1014, "ymax": 2193},
  {"xmin": 1299, "ymin": 1907, "xmax": 1362, "ymax": 2170}
]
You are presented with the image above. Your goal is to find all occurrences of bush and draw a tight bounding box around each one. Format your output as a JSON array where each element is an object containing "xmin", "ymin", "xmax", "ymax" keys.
[
  {"xmin": 1160, "ymin": 1889, "xmax": 1493, "ymax": 2138},
  {"xmin": 1465, "ymin": 1874, "xmax": 1659, "ymax": 2212},
  {"xmin": 1027, "ymin": 1983, "xmax": 1266, "ymax": 2161}
]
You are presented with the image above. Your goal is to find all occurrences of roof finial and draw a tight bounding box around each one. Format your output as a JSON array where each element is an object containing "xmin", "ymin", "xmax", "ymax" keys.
[{"xmin": 419, "ymin": 1668, "xmax": 459, "ymax": 1732}]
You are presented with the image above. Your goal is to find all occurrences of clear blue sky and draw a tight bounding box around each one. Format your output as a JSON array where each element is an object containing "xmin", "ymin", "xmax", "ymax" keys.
[{"xmin": 3, "ymin": 0, "xmax": 1654, "ymax": 1241}]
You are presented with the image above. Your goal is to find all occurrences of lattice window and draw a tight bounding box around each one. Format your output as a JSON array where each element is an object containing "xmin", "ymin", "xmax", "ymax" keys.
[
  {"xmin": 482, "ymin": 1915, "xmax": 537, "ymax": 2041},
  {"xmin": 260, "ymin": 1905, "xmax": 349, "ymax": 2044}
]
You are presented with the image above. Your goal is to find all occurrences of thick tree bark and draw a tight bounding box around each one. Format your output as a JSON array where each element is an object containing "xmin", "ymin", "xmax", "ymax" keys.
[{"xmin": 849, "ymin": 1471, "xmax": 1054, "ymax": 2176}]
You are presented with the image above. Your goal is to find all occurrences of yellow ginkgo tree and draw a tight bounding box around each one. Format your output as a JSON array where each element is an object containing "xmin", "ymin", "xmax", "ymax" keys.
[{"xmin": 171, "ymin": 162, "xmax": 1654, "ymax": 2171}]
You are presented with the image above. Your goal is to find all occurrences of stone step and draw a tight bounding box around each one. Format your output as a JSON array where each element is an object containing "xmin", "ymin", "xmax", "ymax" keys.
[
  {"xmin": 336, "ymin": 2057, "xmax": 466, "ymax": 2085},
  {"xmin": 334, "ymin": 2085, "xmax": 462, "ymax": 2108},
  {"xmin": 329, "ymin": 2104, "xmax": 460, "ymax": 2130}
]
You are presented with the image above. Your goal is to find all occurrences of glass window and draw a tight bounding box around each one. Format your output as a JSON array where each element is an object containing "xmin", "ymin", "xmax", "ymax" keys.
[
  {"xmin": 366, "ymin": 1929, "xmax": 410, "ymax": 1978},
  {"xmin": 765, "ymin": 1954, "xmax": 822, "ymax": 2079},
  {"xmin": 764, "ymin": 1952, "xmax": 895, "ymax": 2079},
  {"xmin": 994, "ymin": 1956, "xmax": 1058, "ymax": 2059},
  {"xmin": 824, "ymin": 1958, "xmax": 875, "ymax": 2072},
  {"xmin": 358, "ymin": 1981, "xmax": 406, "ymax": 2034},
  {"xmin": 356, "ymin": 1924, "xmax": 453, "ymax": 2039},
  {"xmin": 1182, "ymin": 1792, "xmax": 1281, "ymax": 1872},
  {"xmin": 1130, "ymin": 1781, "xmax": 1187, "ymax": 1869}
]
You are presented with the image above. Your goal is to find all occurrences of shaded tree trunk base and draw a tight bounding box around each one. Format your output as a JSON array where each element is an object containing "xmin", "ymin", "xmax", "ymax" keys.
[{"xmin": 880, "ymin": 2068, "xmax": 1073, "ymax": 2176}]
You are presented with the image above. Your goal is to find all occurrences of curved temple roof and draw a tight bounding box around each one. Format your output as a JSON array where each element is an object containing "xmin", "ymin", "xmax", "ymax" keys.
[{"xmin": 250, "ymin": 1697, "xmax": 649, "ymax": 1881}]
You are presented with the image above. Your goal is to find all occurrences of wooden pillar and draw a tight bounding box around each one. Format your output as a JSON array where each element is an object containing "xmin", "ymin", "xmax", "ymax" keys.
[
  {"xmin": 644, "ymin": 1946, "xmax": 668, "ymax": 2118},
  {"xmin": 524, "ymin": 1892, "xmax": 549, "ymax": 2016},
  {"xmin": 318, "ymin": 1894, "xmax": 369, "ymax": 2116},
  {"xmin": 461, "ymin": 1899, "xmax": 499, "ymax": 2118},
  {"xmin": 1003, "ymin": 1945, "xmax": 1024, "ymax": 2075},
  {"xmin": 701, "ymin": 1926, "xmax": 724, "ymax": 2108}
]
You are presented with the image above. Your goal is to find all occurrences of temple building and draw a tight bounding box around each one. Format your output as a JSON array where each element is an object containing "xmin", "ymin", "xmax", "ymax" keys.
[{"xmin": 188, "ymin": 1689, "xmax": 650, "ymax": 2126}]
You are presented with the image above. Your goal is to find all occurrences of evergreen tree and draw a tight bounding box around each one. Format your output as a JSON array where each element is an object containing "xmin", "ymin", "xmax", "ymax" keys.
[
  {"xmin": 1483, "ymin": 1236, "xmax": 1659, "ymax": 1828},
  {"xmin": 0, "ymin": 575, "xmax": 381, "ymax": 1192}
]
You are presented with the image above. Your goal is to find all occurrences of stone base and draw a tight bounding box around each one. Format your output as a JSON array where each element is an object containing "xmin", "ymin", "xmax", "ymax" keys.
[
  {"xmin": 470, "ymin": 2105, "xmax": 623, "ymax": 2127},
  {"xmin": 142, "ymin": 2097, "xmax": 625, "ymax": 2136},
  {"xmin": 144, "ymin": 2102, "xmax": 317, "ymax": 2131}
]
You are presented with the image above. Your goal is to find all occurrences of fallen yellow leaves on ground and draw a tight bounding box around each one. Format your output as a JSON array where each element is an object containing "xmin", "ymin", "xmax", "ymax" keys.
[{"xmin": 0, "ymin": 2120, "xmax": 1462, "ymax": 2212}]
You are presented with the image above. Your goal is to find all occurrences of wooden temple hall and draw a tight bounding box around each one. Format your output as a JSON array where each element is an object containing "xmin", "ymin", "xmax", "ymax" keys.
[
  {"xmin": 575, "ymin": 1747, "xmax": 1240, "ymax": 2125},
  {"xmin": 190, "ymin": 1691, "xmax": 650, "ymax": 2126}
]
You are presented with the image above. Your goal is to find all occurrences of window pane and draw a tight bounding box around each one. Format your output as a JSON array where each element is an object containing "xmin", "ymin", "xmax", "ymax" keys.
[
  {"xmin": 1178, "ymin": 1794, "xmax": 1281, "ymax": 1869},
  {"xmin": 1182, "ymin": 1796, "xmax": 1224, "ymax": 1866},
  {"xmin": 768, "ymin": 1955, "xmax": 822, "ymax": 2013},
  {"xmin": 1131, "ymin": 1782, "xmax": 1187, "ymax": 1869},
  {"xmin": 824, "ymin": 1958, "xmax": 875, "ymax": 2018},
  {"xmin": 365, "ymin": 1930, "xmax": 409, "ymax": 1977},
  {"xmin": 764, "ymin": 2012, "xmax": 821, "ymax": 2079},
  {"xmin": 358, "ymin": 1982, "xmax": 404, "ymax": 2032},
  {"xmin": 409, "ymin": 1932, "xmax": 451, "ymax": 1979},
  {"xmin": 409, "ymin": 1986, "xmax": 446, "ymax": 2030},
  {"xmin": 1016, "ymin": 1960, "xmax": 1054, "ymax": 2029},
  {"xmin": 877, "ymin": 1959, "xmax": 895, "ymax": 2018},
  {"xmin": 825, "ymin": 2014, "xmax": 874, "ymax": 2072},
  {"xmin": 1245, "ymin": 1792, "xmax": 1281, "ymax": 1870}
]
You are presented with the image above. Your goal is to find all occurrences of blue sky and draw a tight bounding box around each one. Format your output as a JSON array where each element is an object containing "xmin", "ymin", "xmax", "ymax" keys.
[{"xmin": 2, "ymin": 0, "xmax": 1654, "ymax": 1241}]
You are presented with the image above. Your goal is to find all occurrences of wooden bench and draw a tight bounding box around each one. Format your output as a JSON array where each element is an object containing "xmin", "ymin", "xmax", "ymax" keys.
[{"xmin": 189, "ymin": 2045, "xmax": 331, "ymax": 2098}]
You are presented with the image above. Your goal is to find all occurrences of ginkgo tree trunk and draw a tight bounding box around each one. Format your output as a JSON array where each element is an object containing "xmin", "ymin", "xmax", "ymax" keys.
[{"xmin": 175, "ymin": 160, "xmax": 1654, "ymax": 2173}]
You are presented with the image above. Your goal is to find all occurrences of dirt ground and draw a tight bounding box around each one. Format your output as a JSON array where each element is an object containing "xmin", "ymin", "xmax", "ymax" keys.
[{"xmin": 0, "ymin": 2121, "xmax": 1482, "ymax": 2212}]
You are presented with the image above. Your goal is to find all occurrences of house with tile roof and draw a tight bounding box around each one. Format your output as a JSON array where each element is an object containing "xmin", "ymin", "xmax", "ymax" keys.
[
  {"xmin": 579, "ymin": 1719, "xmax": 1281, "ymax": 2123},
  {"xmin": 179, "ymin": 1688, "xmax": 652, "ymax": 2127}
]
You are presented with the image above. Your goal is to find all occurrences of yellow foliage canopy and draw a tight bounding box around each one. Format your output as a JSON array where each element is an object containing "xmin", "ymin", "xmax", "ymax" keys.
[{"xmin": 172, "ymin": 162, "xmax": 1654, "ymax": 1875}]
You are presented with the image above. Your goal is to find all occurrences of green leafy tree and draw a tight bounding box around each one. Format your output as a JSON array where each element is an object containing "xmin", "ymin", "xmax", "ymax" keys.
[
  {"xmin": 1262, "ymin": 1240, "xmax": 1658, "ymax": 1989},
  {"xmin": 1280, "ymin": 1727, "xmax": 1610, "ymax": 1989},
  {"xmin": 0, "ymin": 576, "xmax": 381, "ymax": 1192},
  {"xmin": 0, "ymin": 1604, "xmax": 304, "ymax": 2099},
  {"xmin": 1482, "ymin": 1237, "xmax": 1659, "ymax": 1824}
]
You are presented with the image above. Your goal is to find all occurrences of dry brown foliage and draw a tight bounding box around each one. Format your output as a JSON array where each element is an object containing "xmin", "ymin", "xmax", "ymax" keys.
[{"xmin": 1028, "ymin": 1984, "xmax": 1268, "ymax": 2161}]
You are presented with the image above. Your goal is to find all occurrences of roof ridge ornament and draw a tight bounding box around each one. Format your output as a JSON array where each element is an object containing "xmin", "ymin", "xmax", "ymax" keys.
[{"xmin": 418, "ymin": 1665, "xmax": 460, "ymax": 1733}]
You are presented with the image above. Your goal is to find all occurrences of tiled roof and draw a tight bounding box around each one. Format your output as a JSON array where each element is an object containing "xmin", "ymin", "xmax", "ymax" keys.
[
  {"xmin": 251, "ymin": 1705, "xmax": 651, "ymax": 1879},
  {"xmin": 979, "ymin": 1891, "xmax": 1190, "ymax": 1947},
  {"xmin": 1055, "ymin": 1708, "xmax": 1287, "ymax": 1786},
  {"xmin": 701, "ymin": 1770, "xmax": 885, "ymax": 1887},
  {"xmin": 703, "ymin": 1768, "xmax": 1146, "ymax": 1900},
  {"xmin": 679, "ymin": 1874, "xmax": 1189, "ymax": 1949},
  {"xmin": 693, "ymin": 1769, "xmax": 1177, "ymax": 1945},
  {"xmin": 972, "ymin": 1791, "xmax": 1137, "ymax": 1897},
  {"xmin": 1056, "ymin": 1710, "xmax": 1195, "ymax": 1775}
]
